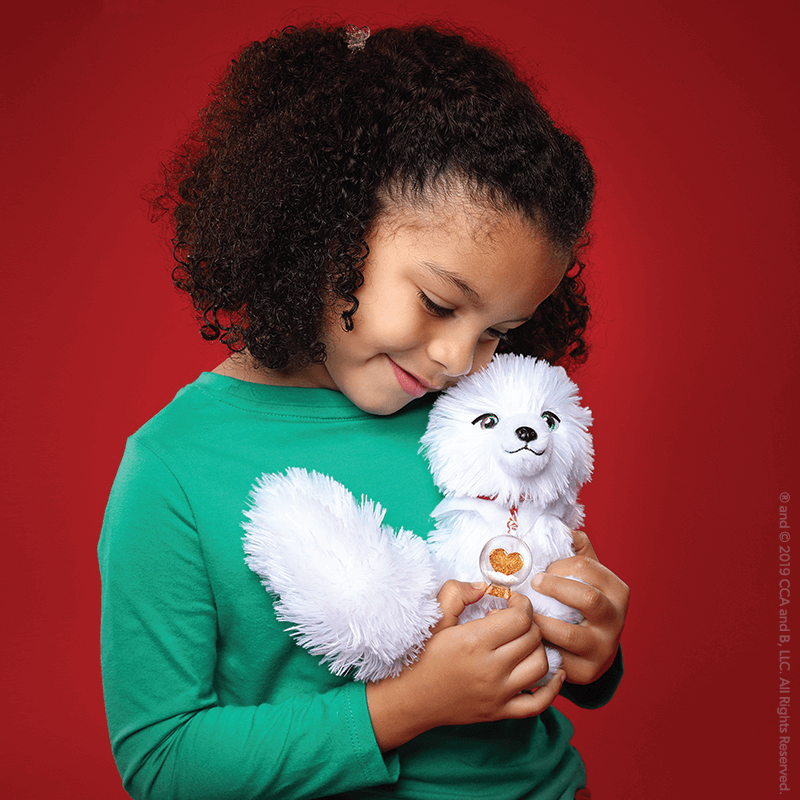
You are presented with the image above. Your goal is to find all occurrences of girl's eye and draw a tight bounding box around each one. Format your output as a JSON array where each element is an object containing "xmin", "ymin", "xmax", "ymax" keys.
[
  {"xmin": 541, "ymin": 411, "xmax": 560, "ymax": 431},
  {"xmin": 419, "ymin": 291, "xmax": 455, "ymax": 318},
  {"xmin": 471, "ymin": 413, "xmax": 499, "ymax": 429}
]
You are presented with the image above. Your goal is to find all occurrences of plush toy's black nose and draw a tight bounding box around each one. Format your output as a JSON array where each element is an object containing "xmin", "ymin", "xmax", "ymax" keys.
[{"xmin": 515, "ymin": 426, "xmax": 537, "ymax": 442}]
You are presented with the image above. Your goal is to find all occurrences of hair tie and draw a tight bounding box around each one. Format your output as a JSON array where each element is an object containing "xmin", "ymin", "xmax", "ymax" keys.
[{"xmin": 345, "ymin": 25, "xmax": 370, "ymax": 51}]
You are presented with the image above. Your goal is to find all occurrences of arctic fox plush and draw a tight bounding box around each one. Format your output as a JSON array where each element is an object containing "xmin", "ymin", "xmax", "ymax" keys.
[{"xmin": 242, "ymin": 354, "xmax": 594, "ymax": 683}]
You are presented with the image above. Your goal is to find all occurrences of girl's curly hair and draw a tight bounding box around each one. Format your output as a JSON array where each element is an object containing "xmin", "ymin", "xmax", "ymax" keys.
[{"xmin": 152, "ymin": 23, "xmax": 595, "ymax": 371}]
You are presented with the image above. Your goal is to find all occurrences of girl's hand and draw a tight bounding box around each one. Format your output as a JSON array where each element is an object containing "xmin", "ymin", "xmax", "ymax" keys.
[
  {"xmin": 530, "ymin": 530, "xmax": 629, "ymax": 686},
  {"xmin": 366, "ymin": 581, "xmax": 565, "ymax": 751}
]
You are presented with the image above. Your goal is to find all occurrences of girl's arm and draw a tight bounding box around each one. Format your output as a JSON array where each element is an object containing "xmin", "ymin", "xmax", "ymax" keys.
[
  {"xmin": 366, "ymin": 582, "xmax": 566, "ymax": 752},
  {"xmin": 99, "ymin": 438, "xmax": 397, "ymax": 800}
]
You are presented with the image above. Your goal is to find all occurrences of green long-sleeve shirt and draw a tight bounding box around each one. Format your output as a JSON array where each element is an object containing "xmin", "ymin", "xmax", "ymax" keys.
[{"xmin": 99, "ymin": 372, "xmax": 621, "ymax": 800}]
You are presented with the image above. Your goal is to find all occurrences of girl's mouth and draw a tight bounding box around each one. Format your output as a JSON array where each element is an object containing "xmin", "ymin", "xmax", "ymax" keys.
[{"xmin": 389, "ymin": 359, "xmax": 432, "ymax": 398}]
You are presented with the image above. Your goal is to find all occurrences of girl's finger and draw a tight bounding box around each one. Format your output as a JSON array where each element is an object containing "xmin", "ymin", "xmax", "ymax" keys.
[
  {"xmin": 495, "ymin": 621, "xmax": 544, "ymax": 669},
  {"xmin": 531, "ymin": 573, "xmax": 614, "ymax": 622},
  {"xmin": 503, "ymin": 670, "xmax": 566, "ymax": 719},
  {"xmin": 531, "ymin": 613, "xmax": 593, "ymax": 655},
  {"xmin": 542, "ymin": 552, "xmax": 611, "ymax": 586},
  {"xmin": 505, "ymin": 636, "xmax": 550, "ymax": 687},
  {"xmin": 469, "ymin": 592, "xmax": 535, "ymax": 649},
  {"xmin": 570, "ymin": 529, "xmax": 597, "ymax": 561}
]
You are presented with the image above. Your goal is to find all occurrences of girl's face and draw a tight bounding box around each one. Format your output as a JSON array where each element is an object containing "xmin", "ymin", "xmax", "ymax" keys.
[{"xmin": 305, "ymin": 196, "xmax": 568, "ymax": 415}]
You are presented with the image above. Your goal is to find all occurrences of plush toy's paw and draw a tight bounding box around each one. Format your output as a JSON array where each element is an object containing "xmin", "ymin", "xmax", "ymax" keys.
[
  {"xmin": 532, "ymin": 514, "xmax": 577, "ymax": 566},
  {"xmin": 243, "ymin": 468, "xmax": 442, "ymax": 682}
]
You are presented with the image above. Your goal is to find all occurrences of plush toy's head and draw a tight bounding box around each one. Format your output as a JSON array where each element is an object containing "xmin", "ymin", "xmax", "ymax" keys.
[{"xmin": 420, "ymin": 355, "xmax": 593, "ymax": 506}]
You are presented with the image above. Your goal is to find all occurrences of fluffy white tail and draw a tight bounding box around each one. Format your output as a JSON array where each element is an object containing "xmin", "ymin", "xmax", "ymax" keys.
[{"xmin": 243, "ymin": 468, "xmax": 441, "ymax": 682}]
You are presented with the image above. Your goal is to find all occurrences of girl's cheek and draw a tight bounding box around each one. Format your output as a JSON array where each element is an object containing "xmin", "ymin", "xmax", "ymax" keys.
[
  {"xmin": 401, "ymin": 309, "xmax": 436, "ymax": 343},
  {"xmin": 377, "ymin": 314, "xmax": 426, "ymax": 349}
]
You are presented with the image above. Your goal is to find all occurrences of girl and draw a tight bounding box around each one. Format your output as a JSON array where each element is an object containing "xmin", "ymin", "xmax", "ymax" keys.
[{"xmin": 100, "ymin": 23, "xmax": 628, "ymax": 800}]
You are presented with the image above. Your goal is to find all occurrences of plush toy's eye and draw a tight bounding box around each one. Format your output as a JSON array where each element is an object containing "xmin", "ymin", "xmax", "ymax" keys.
[
  {"xmin": 472, "ymin": 413, "xmax": 499, "ymax": 429},
  {"xmin": 541, "ymin": 411, "xmax": 561, "ymax": 431}
]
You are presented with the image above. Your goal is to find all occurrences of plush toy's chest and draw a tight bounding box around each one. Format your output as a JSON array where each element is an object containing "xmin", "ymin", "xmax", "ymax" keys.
[{"xmin": 428, "ymin": 499, "xmax": 576, "ymax": 587}]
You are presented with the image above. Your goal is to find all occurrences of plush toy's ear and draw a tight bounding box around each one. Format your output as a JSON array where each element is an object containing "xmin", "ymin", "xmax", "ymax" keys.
[{"xmin": 243, "ymin": 468, "xmax": 442, "ymax": 682}]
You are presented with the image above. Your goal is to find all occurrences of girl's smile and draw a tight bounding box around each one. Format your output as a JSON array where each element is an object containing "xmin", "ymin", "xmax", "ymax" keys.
[
  {"xmin": 389, "ymin": 359, "xmax": 437, "ymax": 398},
  {"xmin": 313, "ymin": 196, "xmax": 569, "ymax": 415}
]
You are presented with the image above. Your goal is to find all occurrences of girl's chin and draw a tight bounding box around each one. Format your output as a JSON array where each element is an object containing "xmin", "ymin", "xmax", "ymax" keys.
[
  {"xmin": 352, "ymin": 395, "xmax": 413, "ymax": 416},
  {"xmin": 339, "ymin": 383, "xmax": 416, "ymax": 416}
]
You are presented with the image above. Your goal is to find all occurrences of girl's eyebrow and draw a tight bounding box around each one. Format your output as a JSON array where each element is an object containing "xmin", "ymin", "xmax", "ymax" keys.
[{"xmin": 419, "ymin": 261, "xmax": 482, "ymax": 305}]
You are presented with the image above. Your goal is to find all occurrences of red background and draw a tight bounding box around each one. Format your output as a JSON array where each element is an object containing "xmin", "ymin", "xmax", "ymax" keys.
[{"xmin": 3, "ymin": 0, "xmax": 798, "ymax": 797}]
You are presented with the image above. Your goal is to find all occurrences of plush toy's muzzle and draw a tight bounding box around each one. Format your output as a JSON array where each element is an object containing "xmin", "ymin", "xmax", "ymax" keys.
[{"xmin": 497, "ymin": 415, "xmax": 554, "ymax": 475}]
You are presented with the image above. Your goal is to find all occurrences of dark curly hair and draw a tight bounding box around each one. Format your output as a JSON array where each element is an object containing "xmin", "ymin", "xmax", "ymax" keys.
[{"xmin": 152, "ymin": 23, "xmax": 595, "ymax": 371}]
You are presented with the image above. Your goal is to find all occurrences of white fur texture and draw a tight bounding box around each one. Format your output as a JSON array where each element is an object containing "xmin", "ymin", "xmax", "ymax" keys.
[
  {"xmin": 243, "ymin": 468, "xmax": 442, "ymax": 682},
  {"xmin": 242, "ymin": 355, "xmax": 593, "ymax": 685}
]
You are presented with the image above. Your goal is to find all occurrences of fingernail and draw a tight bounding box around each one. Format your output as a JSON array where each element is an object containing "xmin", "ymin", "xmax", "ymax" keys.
[
  {"xmin": 471, "ymin": 581, "xmax": 486, "ymax": 589},
  {"xmin": 532, "ymin": 573, "xmax": 544, "ymax": 588}
]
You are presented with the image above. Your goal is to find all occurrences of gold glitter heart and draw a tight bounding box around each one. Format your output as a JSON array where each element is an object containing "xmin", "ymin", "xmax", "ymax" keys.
[{"xmin": 488, "ymin": 548, "xmax": 524, "ymax": 575}]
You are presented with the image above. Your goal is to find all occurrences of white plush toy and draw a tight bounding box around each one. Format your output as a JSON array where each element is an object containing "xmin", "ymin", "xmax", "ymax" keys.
[{"xmin": 243, "ymin": 354, "xmax": 593, "ymax": 684}]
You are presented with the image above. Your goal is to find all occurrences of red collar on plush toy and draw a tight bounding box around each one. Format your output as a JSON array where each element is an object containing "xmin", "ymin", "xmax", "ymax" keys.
[{"xmin": 477, "ymin": 496, "xmax": 519, "ymax": 534}]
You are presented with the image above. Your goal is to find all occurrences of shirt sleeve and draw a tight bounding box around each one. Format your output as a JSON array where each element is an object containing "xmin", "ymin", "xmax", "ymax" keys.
[
  {"xmin": 99, "ymin": 437, "xmax": 399, "ymax": 800},
  {"xmin": 559, "ymin": 646, "xmax": 624, "ymax": 710}
]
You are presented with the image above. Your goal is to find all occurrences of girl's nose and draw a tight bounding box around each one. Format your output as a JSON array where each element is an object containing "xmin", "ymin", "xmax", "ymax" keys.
[{"xmin": 428, "ymin": 334, "xmax": 475, "ymax": 378}]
